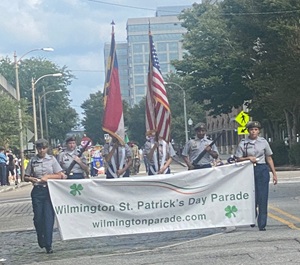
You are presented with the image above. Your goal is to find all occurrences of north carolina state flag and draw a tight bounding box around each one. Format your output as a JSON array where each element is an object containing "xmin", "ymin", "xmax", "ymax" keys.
[{"xmin": 102, "ymin": 23, "xmax": 125, "ymax": 145}]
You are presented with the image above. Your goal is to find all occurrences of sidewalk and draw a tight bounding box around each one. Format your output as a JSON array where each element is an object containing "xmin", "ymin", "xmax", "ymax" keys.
[{"xmin": 0, "ymin": 181, "xmax": 31, "ymax": 193}]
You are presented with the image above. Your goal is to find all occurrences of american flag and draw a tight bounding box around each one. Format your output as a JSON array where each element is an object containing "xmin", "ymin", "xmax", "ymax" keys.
[{"xmin": 146, "ymin": 31, "xmax": 171, "ymax": 142}]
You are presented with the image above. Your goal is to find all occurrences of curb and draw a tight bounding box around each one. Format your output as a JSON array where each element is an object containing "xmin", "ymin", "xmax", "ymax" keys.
[
  {"xmin": 0, "ymin": 182, "xmax": 31, "ymax": 193},
  {"xmin": 275, "ymin": 167, "xmax": 300, "ymax": 171}
]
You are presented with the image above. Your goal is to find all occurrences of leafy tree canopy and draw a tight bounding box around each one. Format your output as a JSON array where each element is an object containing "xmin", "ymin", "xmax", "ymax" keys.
[{"xmin": 0, "ymin": 57, "xmax": 78, "ymax": 144}]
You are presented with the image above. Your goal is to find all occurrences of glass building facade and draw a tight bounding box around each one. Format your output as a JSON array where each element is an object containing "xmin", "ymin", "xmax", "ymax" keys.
[
  {"xmin": 103, "ymin": 6, "xmax": 190, "ymax": 106},
  {"xmin": 127, "ymin": 15, "xmax": 187, "ymax": 106}
]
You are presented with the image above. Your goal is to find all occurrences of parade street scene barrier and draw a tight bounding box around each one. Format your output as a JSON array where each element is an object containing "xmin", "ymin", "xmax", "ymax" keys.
[{"xmin": 48, "ymin": 162, "xmax": 255, "ymax": 240}]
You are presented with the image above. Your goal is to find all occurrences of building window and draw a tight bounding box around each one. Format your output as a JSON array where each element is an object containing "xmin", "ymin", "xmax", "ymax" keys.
[
  {"xmin": 169, "ymin": 52, "xmax": 179, "ymax": 61},
  {"xmin": 157, "ymin": 53, "xmax": 167, "ymax": 62},
  {"xmin": 134, "ymin": 75, "xmax": 145, "ymax": 85},
  {"xmin": 134, "ymin": 54, "xmax": 144, "ymax": 63},
  {"xmin": 133, "ymin": 44, "xmax": 144, "ymax": 52},
  {"xmin": 168, "ymin": 42, "xmax": 178, "ymax": 51},
  {"xmin": 134, "ymin": 65, "xmax": 145, "ymax": 74},
  {"xmin": 135, "ymin": 85, "xmax": 146, "ymax": 94},
  {"xmin": 157, "ymin": 42, "xmax": 167, "ymax": 51}
]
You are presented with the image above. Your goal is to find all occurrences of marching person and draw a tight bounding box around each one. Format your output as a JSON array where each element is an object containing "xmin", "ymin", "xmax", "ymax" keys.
[
  {"xmin": 182, "ymin": 122, "xmax": 219, "ymax": 170},
  {"xmin": 103, "ymin": 135, "xmax": 132, "ymax": 179},
  {"xmin": 129, "ymin": 142, "xmax": 140, "ymax": 175},
  {"xmin": 144, "ymin": 133, "xmax": 176, "ymax": 175},
  {"xmin": 57, "ymin": 136, "xmax": 89, "ymax": 179},
  {"xmin": 235, "ymin": 121, "xmax": 278, "ymax": 231},
  {"xmin": 24, "ymin": 139, "xmax": 64, "ymax": 254}
]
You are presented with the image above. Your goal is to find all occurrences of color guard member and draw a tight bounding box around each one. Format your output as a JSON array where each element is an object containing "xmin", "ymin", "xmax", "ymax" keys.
[{"xmin": 24, "ymin": 139, "xmax": 64, "ymax": 254}]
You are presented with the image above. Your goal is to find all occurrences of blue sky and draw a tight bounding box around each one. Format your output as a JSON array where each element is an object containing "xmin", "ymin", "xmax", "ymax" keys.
[{"xmin": 0, "ymin": 0, "xmax": 198, "ymax": 119}]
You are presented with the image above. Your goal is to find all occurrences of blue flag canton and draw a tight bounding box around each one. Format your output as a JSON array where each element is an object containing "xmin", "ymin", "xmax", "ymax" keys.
[{"xmin": 150, "ymin": 35, "xmax": 162, "ymax": 74}]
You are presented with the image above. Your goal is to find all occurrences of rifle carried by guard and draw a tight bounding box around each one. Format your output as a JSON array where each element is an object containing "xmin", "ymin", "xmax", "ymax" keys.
[
  {"xmin": 65, "ymin": 140, "xmax": 91, "ymax": 177},
  {"xmin": 192, "ymin": 130, "xmax": 225, "ymax": 167}
]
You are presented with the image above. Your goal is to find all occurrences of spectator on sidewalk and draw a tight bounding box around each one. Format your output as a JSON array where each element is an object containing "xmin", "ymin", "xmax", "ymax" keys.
[
  {"xmin": 6, "ymin": 151, "xmax": 15, "ymax": 185},
  {"xmin": 24, "ymin": 139, "xmax": 64, "ymax": 254},
  {"xmin": 0, "ymin": 147, "xmax": 7, "ymax": 186}
]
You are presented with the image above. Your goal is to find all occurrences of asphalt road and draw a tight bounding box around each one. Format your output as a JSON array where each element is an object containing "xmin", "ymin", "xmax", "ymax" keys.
[{"xmin": 0, "ymin": 162, "xmax": 300, "ymax": 265}]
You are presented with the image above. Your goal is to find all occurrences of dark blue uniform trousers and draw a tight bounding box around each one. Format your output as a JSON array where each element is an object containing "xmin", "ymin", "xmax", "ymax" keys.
[
  {"xmin": 31, "ymin": 186, "xmax": 55, "ymax": 249},
  {"xmin": 254, "ymin": 164, "xmax": 270, "ymax": 230}
]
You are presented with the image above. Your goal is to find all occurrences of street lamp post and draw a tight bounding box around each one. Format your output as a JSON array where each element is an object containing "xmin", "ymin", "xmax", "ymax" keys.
[
  {"xmin": 188, "ymin": 118, "xmax": 193, "ymax": 139},
  {"xmin": 38, "ymin": 89, "xmax": 62, "ymax": 139},
  {"xmin": 164, "ymin": 82, "xmax": 188, "ymax": 143},
  {"xmin": 14, "ymin": 48, "xmax": 54, "ymax": 181},
  {"xmin": 32, "ymin": 73, "xmax": 62, "ymax": 143}
]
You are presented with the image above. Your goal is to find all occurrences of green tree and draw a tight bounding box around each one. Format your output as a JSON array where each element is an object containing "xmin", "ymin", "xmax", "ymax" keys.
[
  {"xmin": 0, "ymin": 94, "xmax": 31, "ymax": 148},
  {"xmin": 126, "ymin": 98, "xmax": 146, "ymax": 146},
  {"xmin": 0, "ymin": 57, "xmax": 78, "ymax": 143},
  {"xmin": 174, "ymin": 2, "xmax": 252, "ymax": 116},
  {"xmin": 81, "ymin": 91, "xmax": 105, "ymax": 145},
  {"xmin": 174, "ymin": 0, "xmax": 300, "ymax": 143}
]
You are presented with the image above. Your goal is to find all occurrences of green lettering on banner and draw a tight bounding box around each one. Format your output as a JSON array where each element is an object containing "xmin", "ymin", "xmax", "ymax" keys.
[{"xmin": 211, "ymin": 192, "xmax": 249, "ymax": 202}]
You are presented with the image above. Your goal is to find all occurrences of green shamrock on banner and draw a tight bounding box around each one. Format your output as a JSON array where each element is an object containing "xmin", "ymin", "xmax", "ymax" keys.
[
  {"xmin": 70, "ymin": 183, "xmax": 84, "ymax": 196},
  {"xmin": 225, "ymin": 205, "xmax": 238, "ymax": 218}
]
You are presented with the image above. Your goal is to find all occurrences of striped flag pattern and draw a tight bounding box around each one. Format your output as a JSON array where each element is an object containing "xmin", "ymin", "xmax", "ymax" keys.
[
  {"xmin": 102, "ymin": 24, "xmax": 125, "ymax": 145},
  {"xmin": 146, "ymin": 31, "xmax": 171, "ymax": 142}
]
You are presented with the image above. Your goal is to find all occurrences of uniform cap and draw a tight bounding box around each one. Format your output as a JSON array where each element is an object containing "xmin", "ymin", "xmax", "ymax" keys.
[
  {"xmin": 35, "ymin": 139, "xmax": 49, "ymax": 148},
  {"xmin": 66, "ymin": 136, "xmax": 76, "ymax": 143},
  {"xmin": 246, "ymin": 121, "xmax": 261, "ymax": 129},
  {"xmin": 194, "ymin": 122, "xmax": 207, "ymax": 131}
]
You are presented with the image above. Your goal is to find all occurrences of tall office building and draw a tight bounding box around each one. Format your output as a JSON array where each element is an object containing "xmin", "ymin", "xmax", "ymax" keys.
[
  {"xmin": 127, "ymin": 8, "xmax": 188, "ymax": 106},
  {"xmin": 103, "ymin": 6, "xmax": 190, "ymax": 106}
]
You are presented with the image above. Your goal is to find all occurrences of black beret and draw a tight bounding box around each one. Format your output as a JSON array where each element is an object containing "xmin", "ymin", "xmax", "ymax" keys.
[
  {"xmin": 35, "ymin": 139, "xmax": 49, "ymax": 148},
  {"xmin": 246, "ymin": 121, "xmax": 261, "ymax": 129},
  {"xmin": 194, "ymin": 122, "xmax": 207, "ymax": 131}
]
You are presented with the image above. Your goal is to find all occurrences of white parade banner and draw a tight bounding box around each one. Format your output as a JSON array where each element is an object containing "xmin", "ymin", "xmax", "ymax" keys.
[{"xmin": 48, "ymin": 162, "xmax": 255, "ymax": 240}]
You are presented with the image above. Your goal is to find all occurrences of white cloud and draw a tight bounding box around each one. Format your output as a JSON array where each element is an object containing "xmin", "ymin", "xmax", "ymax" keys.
[{"xmin": 0, "ymin": 0, "xmax": 198, "ymax": 119}]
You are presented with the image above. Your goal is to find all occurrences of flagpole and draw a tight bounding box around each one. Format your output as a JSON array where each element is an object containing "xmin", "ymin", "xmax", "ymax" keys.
[
  {"xmin": 146, "ymin": 25, "xmax": 171, "ymax": 172},
  {"xmin": 102, "ymin": 20, "xmax": 125, "ymax": 146},
  {"xmin": 149, "ymin": 24, "xmax": 160, "ymax": 171}
]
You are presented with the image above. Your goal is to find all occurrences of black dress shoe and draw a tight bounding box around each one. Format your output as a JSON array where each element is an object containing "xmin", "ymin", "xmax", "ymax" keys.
[
  {"xmin": 259, "ymin": 227, "xmax": 266, "ymax": 231},
  {"xmin": 46, "ymin": 247, "xmax": 53, "ymax": 254}
]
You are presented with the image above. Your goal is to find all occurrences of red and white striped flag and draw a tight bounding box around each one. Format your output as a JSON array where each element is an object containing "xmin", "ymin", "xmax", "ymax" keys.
[
  {"xmin": 102, "ymin": 23, "xmax": 125, "ymax": 145},
  {"xmin": 146, "ymin": 31, "xmax": 171, "ymax": 142}
]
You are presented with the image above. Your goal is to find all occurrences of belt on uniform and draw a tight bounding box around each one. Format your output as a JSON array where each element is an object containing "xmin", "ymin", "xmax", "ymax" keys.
[
  {"xmin": 194, "ymin": 164, "xmax": 212, "ymax": 169},
  {"xmin": 33, "ymin": 183, "xmax": 48, "ymax": 188}
]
